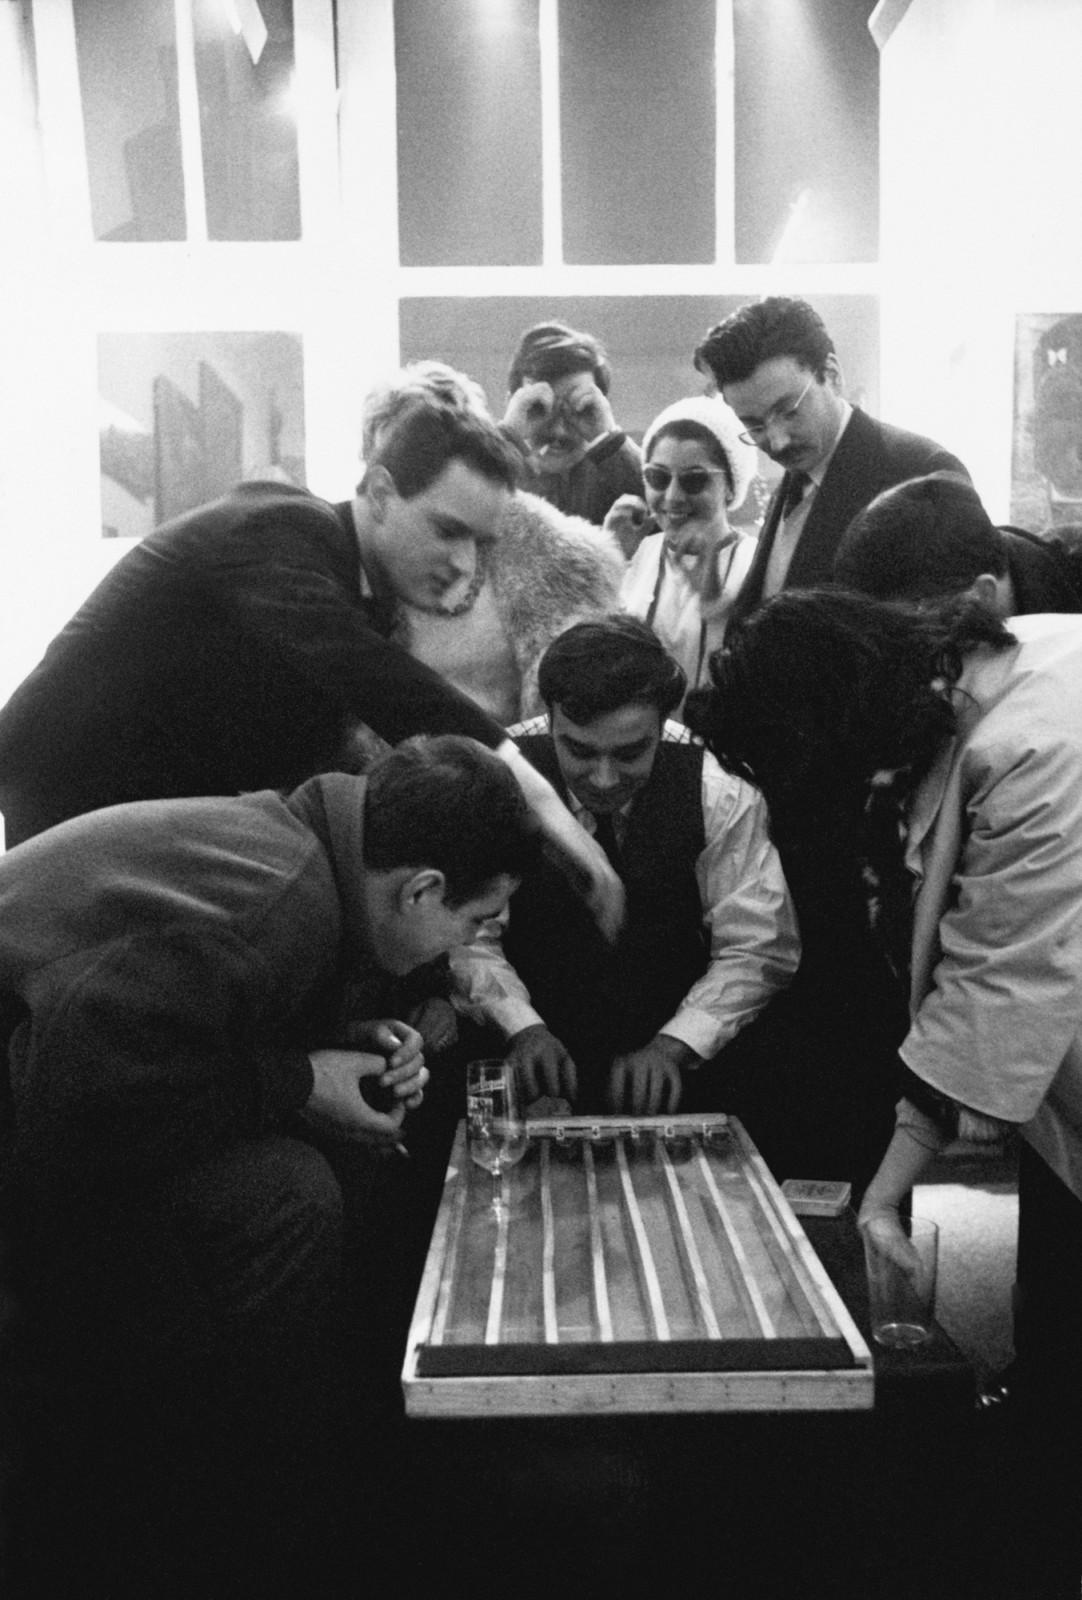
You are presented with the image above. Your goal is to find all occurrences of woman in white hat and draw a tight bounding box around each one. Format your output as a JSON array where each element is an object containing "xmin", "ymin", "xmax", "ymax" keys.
[{"xmin": 610, "ymin": 394, "xmax": 758, "ymax": 705}]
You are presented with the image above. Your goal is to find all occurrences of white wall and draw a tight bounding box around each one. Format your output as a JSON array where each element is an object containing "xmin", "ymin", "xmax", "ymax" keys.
[
  {"xmin": 879, "ymin": 0, "xmax": 1082, "ymax": 519},
  {"xmin": 0, "ymin": 0, "xmax": 397, "ymax": 708}
]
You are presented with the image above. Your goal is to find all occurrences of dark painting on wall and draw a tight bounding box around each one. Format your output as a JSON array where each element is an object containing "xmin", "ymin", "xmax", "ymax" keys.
[
  {"xmin": 1012, "ymin": 312, "xmax": 1082, "ymax": 532},
  {"xmin": 199, "ymin": 361, "xmax": 244, "ymax": 500},
  {"xmin": 153, "ymin": 375, "xmax": 205, "ymax": 524}
]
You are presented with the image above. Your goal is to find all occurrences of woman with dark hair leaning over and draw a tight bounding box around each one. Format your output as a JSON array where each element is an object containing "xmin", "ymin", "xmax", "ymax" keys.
[
  {"xmin": 685, "ymin": 589, "xmax": 1082, "ymax": 1598},
  {"xmin": 676, "ymin": 589, "xmax": 915, "ymax": 1200}
]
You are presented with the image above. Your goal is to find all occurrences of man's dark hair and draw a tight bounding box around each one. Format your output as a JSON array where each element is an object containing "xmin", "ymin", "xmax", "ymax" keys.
[
  {"xmin": 367, "ymin": 392, "xmax": 521, "ymax": 500},
  {"xmin": 694, "ymin": 297, "xmax": 835, "ymax": 388},
  {"xmin": 538, "ymin": 615, "xmax": 687, "ymax": 725},
  {"xmin": 833, "ymin": 472, "xmax": 1006, "ymax": 602},
  {"xmin": 684, "ymin": 588, "xmax": 1013, "ymax": 861},
  {"xmin": 363, "ymin": 735, "xmax": 538, "ymax": 905},
  {"xmin": 507, "ymin": 321, "xmax": 612, "ymax": 396}
]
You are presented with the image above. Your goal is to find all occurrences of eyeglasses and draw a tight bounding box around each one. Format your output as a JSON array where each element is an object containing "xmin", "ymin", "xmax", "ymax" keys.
[
  {"xmin": 737, "ymin": 374, "xmax": 816, "ymax": 446},
  {"xmin": 642, "ymin": 464, "xmax": 729, "ymax": 496}
]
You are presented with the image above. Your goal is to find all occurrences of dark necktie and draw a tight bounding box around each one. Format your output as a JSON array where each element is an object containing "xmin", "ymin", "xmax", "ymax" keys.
[
  {"xmin": 362, "ymin": 590, "xmax": 399, "ymax": 638},
  {"xmin": 592, "ymin": 811, "xmax": 622, "ymax": 870},
  {"xmin": 781, "ymin": 469, "xmax": 810, "ymax": 519}
]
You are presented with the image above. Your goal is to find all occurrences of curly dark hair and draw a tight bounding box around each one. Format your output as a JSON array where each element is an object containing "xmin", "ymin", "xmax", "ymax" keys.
[{"xmin": 683, "ymin": 588, "xmax": 1014, "ymax": 860}]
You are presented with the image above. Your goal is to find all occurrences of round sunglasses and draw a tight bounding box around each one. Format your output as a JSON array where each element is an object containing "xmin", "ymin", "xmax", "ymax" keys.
[{"xmin": 642, "ymin": 464, "xmax": 729, "ymax": 496}]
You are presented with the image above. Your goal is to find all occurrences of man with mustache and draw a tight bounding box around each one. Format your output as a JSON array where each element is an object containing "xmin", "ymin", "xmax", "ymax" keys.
[{"xmin": 694, "ymin": 296, "xmax": 968, "ymax": 628}]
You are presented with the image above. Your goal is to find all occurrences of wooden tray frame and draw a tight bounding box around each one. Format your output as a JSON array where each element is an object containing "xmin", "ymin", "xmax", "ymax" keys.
[{"xmin": 402, "ymin": 1115, "xmax": 873, "ymax": 1418}]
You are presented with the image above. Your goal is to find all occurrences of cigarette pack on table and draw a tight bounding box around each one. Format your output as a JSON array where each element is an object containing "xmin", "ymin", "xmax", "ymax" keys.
[{"xmin": 781, "ymin": 1179, "xmax": 852, "ymax": 1218}]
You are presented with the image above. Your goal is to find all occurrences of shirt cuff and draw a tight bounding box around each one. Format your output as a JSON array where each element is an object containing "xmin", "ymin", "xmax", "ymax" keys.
[
  {"xmin": 483, "ymin": 997, "xmax": 546, "ymax": 1040},
  {"xmin": 655, "ymin": 1007, "xmax": 725, "ymax": 1065}
]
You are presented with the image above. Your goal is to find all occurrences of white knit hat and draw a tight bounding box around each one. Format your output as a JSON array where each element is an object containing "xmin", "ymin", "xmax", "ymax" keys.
[{"xmin": 641, "ymin": 394, "xmax": 758, "ymax": 509}]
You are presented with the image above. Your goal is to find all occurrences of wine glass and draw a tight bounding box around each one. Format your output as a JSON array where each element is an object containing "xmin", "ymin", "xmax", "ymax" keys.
[{"xmin": 466, "ymin": 1058, "xmax": 527, "ymax": 1216}]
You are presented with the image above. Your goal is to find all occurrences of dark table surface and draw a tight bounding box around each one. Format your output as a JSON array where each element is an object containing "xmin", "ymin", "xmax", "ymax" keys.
[{"xmin": 398, "ymin": 1204, "xmax": 987, "ymax": 1599}]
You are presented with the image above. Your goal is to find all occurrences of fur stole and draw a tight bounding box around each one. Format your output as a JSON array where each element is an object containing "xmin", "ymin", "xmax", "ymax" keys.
[
  {"xmin": 488, "ymin": 492, "xmax": 625, "ymax": 716},
  {"xmin": 401, "ymin": 490, "xmax": 625, "ymax": 723}
]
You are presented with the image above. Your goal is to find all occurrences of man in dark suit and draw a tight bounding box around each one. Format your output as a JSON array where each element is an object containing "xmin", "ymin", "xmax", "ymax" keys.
[
  {"xmin": 0, "ymin": 383, "xmax": 621, "ymax": 936},
  {"xmin": 694, "ymin": 297, "xmax": 968, "ymax": 628}
]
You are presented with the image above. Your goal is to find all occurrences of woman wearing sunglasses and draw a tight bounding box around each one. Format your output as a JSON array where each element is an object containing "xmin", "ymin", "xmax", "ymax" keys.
[{"xmin": 612, "ymin": 395, "xmax": 759, "ymax": 706}]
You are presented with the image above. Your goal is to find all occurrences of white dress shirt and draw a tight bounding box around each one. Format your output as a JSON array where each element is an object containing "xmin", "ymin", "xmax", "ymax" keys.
[
  {"xmin": 451, "ymin": 719, "xmax": 801, "ymax": 1064},
  {"xmin": 621, "ymin": 533, "xmax": 758, "ymax": 695}
]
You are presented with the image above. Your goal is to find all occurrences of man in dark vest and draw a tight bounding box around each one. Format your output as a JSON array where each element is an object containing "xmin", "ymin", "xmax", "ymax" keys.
[{"xmin": 452, "ymin": 616, "xmax": 799, "ymax": 1115}]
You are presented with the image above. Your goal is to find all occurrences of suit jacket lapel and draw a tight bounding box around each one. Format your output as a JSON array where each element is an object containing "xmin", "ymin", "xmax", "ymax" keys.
[
  {"xmin": 730, "ymin": 480, "xmax": 785, "ymax": 619},
  {"xmin": 785, "ymin": 409, "xmax": 881, "ymax": 588},
  {"xmin": 734, "ymin": 410, "xmax": 883, "ymax": 611}
]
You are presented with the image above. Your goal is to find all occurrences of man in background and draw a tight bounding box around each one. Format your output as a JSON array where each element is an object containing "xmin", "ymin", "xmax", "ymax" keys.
[
  {"xmin": 833, "ymin": 470, "xmax": 1081, "ymax": 615},
  {"xmin": 453, "ymin": 615, "xmax": 799, "ymax": 1117},
  {"xmin": 502, "ymin": 319, "xmax": 643, "ymax": 525},
  {"xmin": 694, "ymin": 296, "xmax": 969, "ymax": 627}
]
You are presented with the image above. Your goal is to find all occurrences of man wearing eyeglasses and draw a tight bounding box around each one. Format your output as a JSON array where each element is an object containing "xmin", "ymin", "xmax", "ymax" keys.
[{"xmin": 694, "ymin": 297, "xmax": 968, "ymax": 628}]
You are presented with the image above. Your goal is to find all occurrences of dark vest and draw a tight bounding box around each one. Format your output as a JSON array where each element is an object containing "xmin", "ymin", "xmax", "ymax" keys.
[{"xmin": 506, "ymin": 737, "xmax": 707, "ymax": 1104}]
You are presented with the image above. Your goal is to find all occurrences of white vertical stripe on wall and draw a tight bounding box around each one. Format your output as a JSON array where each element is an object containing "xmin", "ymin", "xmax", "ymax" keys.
[
  {"xmin": 30, "ymin": 0, "xmax": 92, "ymax": 243},
  {"xmin": 315, "ymin": 0, "xmax": 400, "ymax": 497},
  {"xmin": 294, "ymin": 0, "xmax": 340, "ymax": 244},
  {"xmin": 715, "ymin": 0, "xmax": 735, "ymax": 268},
  {"xmin": 539, "ymin": 0, "xmax": 563, "ymax": 267},
  {"xmin": 174, "ymin": 0, "xmax": 207, "ymax": 242}
]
